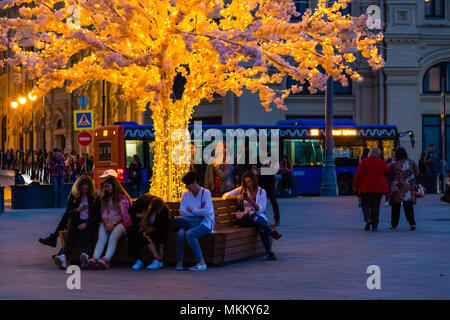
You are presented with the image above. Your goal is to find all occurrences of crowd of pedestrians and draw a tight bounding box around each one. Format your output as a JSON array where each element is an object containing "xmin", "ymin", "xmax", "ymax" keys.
[
  {"xmin": 1, "ymin": 148, "xmax": 94, "ymax": 185},
  {"xmin": 190, "ymin": 142, "xmax": 289, "ymax": 226}
]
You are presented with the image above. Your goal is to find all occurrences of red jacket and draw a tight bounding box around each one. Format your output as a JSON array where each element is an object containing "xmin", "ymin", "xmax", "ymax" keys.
[{"xmin": 353, "ymin": 157, "xmax": 390, "ymax": 196}]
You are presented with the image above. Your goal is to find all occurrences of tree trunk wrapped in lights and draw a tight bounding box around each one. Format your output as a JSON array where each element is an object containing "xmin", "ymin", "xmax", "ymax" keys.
[{"xmin": 0, "ymin": 0, "xmax": 385, "ymax": 201}]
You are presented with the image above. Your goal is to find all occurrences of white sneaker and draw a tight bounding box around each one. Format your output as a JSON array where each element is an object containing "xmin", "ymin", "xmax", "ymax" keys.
[
  {"xmin": 146, "ymin": 259, "xmax": 164, "ymax": 270},
  {"xmin": 132, "ymin": 259, "xmax": 145, "ymax": 270},
  {"xmin": 80, "ymin": 252, "xmax": 89, "ymax": 268},
  {"xmin": 189, "ymin": 263, "xmax": 207, "ymax": 271},
  {"xmin": 175, "ymin": 262, "xmax": 184, "ymax": 270},
  {"xmin": 55, "ymin": 254, "xmax": 67, "ymax": 269}
]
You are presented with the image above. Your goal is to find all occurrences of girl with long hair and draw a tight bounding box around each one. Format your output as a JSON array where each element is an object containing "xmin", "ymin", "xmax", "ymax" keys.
[
  {"xmin": 127, "ymin": 194, "xmax": 169, "ymax": 270},
  {"xmin": 53, "ymin": 174, "xmax": 100, "ymax": 269},
  {"xmin": 223, "ymin": 171, "xmax": 281, "ymax": 261},
  {"xmin": 88, "ymin": 176, "xmax": 132, "ymax": 269}
]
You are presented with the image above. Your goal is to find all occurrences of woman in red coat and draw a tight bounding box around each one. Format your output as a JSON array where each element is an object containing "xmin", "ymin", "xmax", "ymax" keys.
[{"xmin": 353, "ymin": 147, "xmax": 390, "ymax": 231}]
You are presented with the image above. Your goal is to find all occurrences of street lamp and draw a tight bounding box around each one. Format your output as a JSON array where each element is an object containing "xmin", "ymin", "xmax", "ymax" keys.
[
  {"xmin": 11, "ymin": 98, "xmax": 26, "ymax": 172},
  {"xmin": 28, "ymin": 93, "xmax": 37, "ymax": 179},
  {"xmin": 320, "ymin": 26, "xmax": 358, "ymax": 197},
  {"xmin": 10, "ymin": 92, "xmax": 38, "ymax": 176}
]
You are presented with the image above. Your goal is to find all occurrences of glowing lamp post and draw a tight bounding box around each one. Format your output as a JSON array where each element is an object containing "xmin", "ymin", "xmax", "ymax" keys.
[
  {"xmin": 320, "ymin": 29, "xmax": 358, "ymax": 197},
  {"xmin": 10, "ymin": 93, "xmax": 38, "ymax": 175}
]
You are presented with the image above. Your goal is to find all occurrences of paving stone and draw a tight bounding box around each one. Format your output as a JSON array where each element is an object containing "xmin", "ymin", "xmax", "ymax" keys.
[{"xmin": 0, "ymin": 195, "xmax": 449, "ymax": 299}]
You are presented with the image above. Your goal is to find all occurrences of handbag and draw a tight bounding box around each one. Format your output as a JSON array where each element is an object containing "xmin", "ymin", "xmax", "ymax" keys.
[{"xmin": 415, "ymin": 184, "xmax": 426, "ymax": 198}]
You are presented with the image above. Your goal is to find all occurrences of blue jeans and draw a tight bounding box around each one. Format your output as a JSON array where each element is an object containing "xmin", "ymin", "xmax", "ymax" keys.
[
  {"xmin": 176, "ymin": 217, "xmax": 211, "ymax": 263},
  {"xmin": 237, "ymin": 213, "xmax": 272, "ymax": 254},
  {"xmin": 52, "ymin": 176, "xmax": 64, "ymax": 207}
]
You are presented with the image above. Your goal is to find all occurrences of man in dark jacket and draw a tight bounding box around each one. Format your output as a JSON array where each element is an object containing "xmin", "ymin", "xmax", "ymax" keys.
[{"xmin": 256, "ymin": 160, "xmax": 281, "ymax": 226}]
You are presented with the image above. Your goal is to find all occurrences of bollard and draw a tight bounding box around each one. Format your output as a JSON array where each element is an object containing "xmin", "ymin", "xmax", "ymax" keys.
[{"xmin": 0, "ymin": 186, "xmax": 4, "ymax": 213}]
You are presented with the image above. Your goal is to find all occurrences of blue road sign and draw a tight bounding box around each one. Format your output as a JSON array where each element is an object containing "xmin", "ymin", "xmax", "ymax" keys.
[
  {"xmin": 74, "ymin": 110, "xmax": 94, "ymax": 131},
  {"xmin": 78, "ymin": 96, "xmax": 89, "ymax": 108}
]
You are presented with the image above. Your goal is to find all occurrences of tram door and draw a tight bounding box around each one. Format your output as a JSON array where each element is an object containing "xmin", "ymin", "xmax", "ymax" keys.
[{"xmin": 93, "ymin": 125, "xmax": 125, "ymax": 189}]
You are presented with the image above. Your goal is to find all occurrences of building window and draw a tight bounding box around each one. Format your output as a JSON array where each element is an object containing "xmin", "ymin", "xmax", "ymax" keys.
[
  {"xmin": 287, "ymin": 76, "xmax": 352, "ymax": 95},
  {"xmin": 425, "ymin": 0, "xmax": 445, "ymax": 18},
  {"xmin": 422, "ymin": 115, "xmax": 450, "ymax": 165},
  {"xmin": 291, "ymin": 0, "xmax": 351, "ymax": 22},
  {"xmin": 290, "ymin": 1, "xmax": 309, "ymax": 22},
  {"xmin": 57, "ymin": 119, "xmax": 63, "ymax": 129},
  {"xmin": 190, "ymin": 116, "xmax": 222, "ymax": 125},
  {"xmin": 286, "ymin": 115, "xmax": 353, "ymax": 120},
  {"xmin": 423, "ymin": 62, "xmax": 450, "ymax": 93}
]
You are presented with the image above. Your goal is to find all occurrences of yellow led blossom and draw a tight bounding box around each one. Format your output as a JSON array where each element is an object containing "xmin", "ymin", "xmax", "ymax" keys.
[{"xmin": 0, "ymin": 0, "xmax": 384, "ymax": 201}]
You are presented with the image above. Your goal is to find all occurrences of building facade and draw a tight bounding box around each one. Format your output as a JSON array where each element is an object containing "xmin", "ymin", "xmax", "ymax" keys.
[
  {"xmin": 1, "ymin": 0, "xmax": 449, "ymax": 165},
  {"xmin": 191, "ymin": 0, "xmax": 450, "ymax": 164}
]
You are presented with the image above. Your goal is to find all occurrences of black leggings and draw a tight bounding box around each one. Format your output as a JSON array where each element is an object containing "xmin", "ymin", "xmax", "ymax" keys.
[
  {"xmin": 63, "ymin": 221, "xmax": 96, "ymax": 257},
  {"xmin": 391, "ymin": 201, "xmax": 416, "ymax": 227}
]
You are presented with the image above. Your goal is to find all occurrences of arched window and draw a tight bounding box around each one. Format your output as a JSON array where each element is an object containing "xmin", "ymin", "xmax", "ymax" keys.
[
  {"xmin": 57, "ymin": 119, "xmax": 63, "ymax": 129},
  {"xmin": 423, "ymin": 62, "xmax": 450, "ymax": 93}
]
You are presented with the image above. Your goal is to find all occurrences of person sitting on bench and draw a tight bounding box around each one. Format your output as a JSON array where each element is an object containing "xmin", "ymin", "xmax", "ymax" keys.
[
  {"xmin": 38, "ymin": 170, "xmax": 118, "ymax": 253},
  {"xmin": 223, "ymin": 171, "xmax": 281, "ymax": 261},
  {"xmin": 127, "ymin": 194, "xmax": 169, "ymax": 270},
  {"xmin": 87, "ymin": 175, "xmax": 132, "ymax": 270},
  {"xmin": 175, "ymin": 171, "xmax": 214, "ymax": 271},
  {"xmin": 53, "ymin": 175, "xmax": 100, "ymax": 269}
]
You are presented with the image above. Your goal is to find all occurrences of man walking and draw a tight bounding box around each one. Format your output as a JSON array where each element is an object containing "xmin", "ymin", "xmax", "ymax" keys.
[{"xmin": 425, "ymin": 145, "xmax": 441, "ymax": 175}]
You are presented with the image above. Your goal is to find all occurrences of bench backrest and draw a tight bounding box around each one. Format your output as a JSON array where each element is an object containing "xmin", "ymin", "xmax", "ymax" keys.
[{"xmin": 165, "ymin": 198, "xmax": 238, "ymax": 229}]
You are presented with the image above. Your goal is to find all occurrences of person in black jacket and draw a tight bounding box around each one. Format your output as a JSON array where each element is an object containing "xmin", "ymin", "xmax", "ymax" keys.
[
  {"xmin": 127, "ymin": 194, "xmax": 169, "ymax": 270},
  {"xmin": 38, "ymin": 173, "xmax": 93, "ymax": 249},
  {"xmin": 53, "ymin": 175, "xmax": 101, "ymax": 270},
  {"xmin": 129, "ymin": 154, "xmax": 143, "ymax": 196},
  {"xmin": 254, "ymin": 160, "xmax": 281, "ymax": 226}
]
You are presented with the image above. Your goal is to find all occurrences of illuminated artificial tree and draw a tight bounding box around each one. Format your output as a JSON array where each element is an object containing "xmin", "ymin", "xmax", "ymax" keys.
[{"xmin": 0, "ymin": 0, "xmax": 384, "ymax": 201}]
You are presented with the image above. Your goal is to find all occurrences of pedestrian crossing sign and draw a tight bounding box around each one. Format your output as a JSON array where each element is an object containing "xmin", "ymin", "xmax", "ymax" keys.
[{"xmin": 74, "ymin": 110, "xmax": 94, "ymax": 131}]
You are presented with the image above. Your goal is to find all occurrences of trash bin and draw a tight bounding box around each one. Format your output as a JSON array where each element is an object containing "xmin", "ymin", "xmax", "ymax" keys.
[{"xmin": 0, "ymin": 186, "xmax": 4, "ymax": 213}]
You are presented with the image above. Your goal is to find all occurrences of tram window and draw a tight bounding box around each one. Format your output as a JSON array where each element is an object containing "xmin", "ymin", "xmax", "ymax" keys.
[
  {"xmin": 283, "ymin": 139, "xmax": 324, "ymax": 166},
  {"xmin": 366, "ymin": 140, "xmax": 379, "ymax": 149},
  {"xmin": 98, "ymin": 142, "xmax": 112, "ymax": 162},
  {"xmin": 333, "ymin": 145, "xmax": 361, "ymax": 166},
  {"xmin": 148, "ymin": 141, "xmax": 155, "ymax": 169},
  {"xmin": 382, "ymin": 139, "xmax": 395, "ymax": 160},
  {"xmin": 125, "ymin": 140, "xmax": 145, "ymax": 168}
]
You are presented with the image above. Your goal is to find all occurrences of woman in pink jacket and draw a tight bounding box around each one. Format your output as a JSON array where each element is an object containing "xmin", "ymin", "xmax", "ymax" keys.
[{"xmin": 88, "ymin": 176, "xmax": 132, "ymax": 269}]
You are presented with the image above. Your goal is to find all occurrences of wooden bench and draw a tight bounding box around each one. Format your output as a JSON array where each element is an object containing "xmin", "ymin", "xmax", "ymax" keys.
[{"xmin": 59, "ymin": 198, "xmax": 268, "ymax": 266}]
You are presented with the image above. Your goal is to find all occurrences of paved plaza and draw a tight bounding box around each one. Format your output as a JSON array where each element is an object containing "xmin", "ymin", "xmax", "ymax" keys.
[{"xmin": 0, "ymin": 195, "xmax": 449, "ymax": 300}]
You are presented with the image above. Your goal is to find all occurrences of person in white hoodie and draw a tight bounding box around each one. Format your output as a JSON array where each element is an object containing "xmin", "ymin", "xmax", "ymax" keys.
[{"xmin": 175, "ymin": 171, "xmax": 214, "ymax": 271}]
